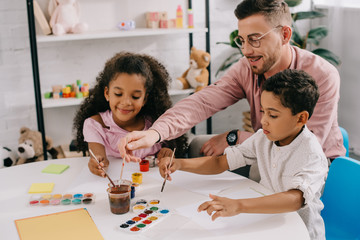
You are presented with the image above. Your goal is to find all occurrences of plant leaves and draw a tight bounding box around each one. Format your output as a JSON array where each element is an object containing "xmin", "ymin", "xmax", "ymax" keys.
[
  {"xmin": 229, "ymin": 30, "xmax": 239, "ymax": 49},
  {"xmin": 215, "ymin": 52, "xmax": 242, "ymax": 77},
  {"xmin": 312, "ymin": 48, "xmax": 341, "ymax": 66},
  {"xmin": 285, "ymin": 0, "xmax": 303, "ymax": 7},
  {"xmin": 291, "ymin": 29, "xmax": 304, "ymax": 48},
  {"xmin": 292, "ymin": 11, "xmax": 325, "ymax": 21},
  {"xmin": 307, "ymin": 27, "xmax": 328, "ymax": 45}
]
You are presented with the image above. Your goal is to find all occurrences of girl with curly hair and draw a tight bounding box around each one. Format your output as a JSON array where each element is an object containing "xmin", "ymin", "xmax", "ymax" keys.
[{"xmin": 73, "ymin": 52, "xmax": 187, "ymax": 177}]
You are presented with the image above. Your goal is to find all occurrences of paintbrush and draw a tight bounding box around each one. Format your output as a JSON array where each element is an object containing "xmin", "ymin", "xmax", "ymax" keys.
[
  {"xmin": 160, "ymin": 148, "xmax": 176, "ymax": 192},
  {"xmin": 89, "ymin": 149, "xmax": 116, "ymax": 187},
  {"xmin": 119, "ymin": 138, "xmax": 127, "ymax": 181}
]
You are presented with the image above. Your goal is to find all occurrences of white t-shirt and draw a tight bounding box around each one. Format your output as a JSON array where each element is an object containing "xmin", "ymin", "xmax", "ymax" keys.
[{"xmin": 225, "ymin": 126, "xmax": 328, "ymax": 240}]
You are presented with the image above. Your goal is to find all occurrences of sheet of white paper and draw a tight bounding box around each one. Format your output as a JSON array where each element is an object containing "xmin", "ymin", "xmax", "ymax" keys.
[
  {"xmin": 176, "ymin": 188, "xmax": 277, "ymax": 233},
  {"xmin": 147, "ymin": 170, "xmax": 246, "ymax": 196}
]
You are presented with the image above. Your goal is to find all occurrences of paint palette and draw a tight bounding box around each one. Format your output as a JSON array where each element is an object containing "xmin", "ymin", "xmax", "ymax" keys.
[
  {"xmin": 119, "ymin": 202, "xmax": 170, "ymax": 233},
  {"xmin": 29, "ymin": 193, "xmax": 95, "ymax": 206}
]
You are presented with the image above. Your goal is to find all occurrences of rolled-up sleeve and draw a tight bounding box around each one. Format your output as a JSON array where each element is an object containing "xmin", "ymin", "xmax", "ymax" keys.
[{"xmin": 282, "ymin": 153, "xmax": 328, "ymax": 205}]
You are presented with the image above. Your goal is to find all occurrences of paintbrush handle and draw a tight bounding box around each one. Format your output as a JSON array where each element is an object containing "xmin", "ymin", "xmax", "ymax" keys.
[
  {"xmin": 89, "ymin": 149, "xmax": 116, "ymax": 187},
  {"xmin": 160, "ymin": 148, "xmax": 176, "ymax": 193}
]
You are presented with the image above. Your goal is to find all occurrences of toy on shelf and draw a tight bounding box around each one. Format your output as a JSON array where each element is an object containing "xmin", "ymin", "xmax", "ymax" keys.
[
  {"xmin": 176, "ymin": 5, "xmax": 183, "ymax": 28},
  {"xmin": 44, "ymin": 80, "xmax": 89, "ymax": 100},
  {"xmin": 174, "ymin": 47, "xmax": 211, "ymax": 92},
  {"xmin": 117, "ymin": 20, "xmax": 135, "ymax": 31},
  {"xmin": 48, "ymin": 0, "xmax": 88, "ymax": 36},
  {"xmin": 146, "ymin": 5, "xmax": 187, "ymax": 29},
  {"xmin": 146, "ymin": 12, "xmax": 160, "ymax": 28},
  {"xmin": 187, "ymin": 9, "xmax": 194, "ymax": 28}
]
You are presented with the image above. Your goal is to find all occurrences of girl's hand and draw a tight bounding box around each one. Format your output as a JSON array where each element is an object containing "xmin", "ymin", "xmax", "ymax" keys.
[
  {"xmin": 157, "ymin": 147, "xmax": 173, "ymax": 161},
  {"xmin": 158, "ymin": 156, "xmax": 180, "ymax": 181},
  {"xmin": 88, "ymin": 154, "xmax": 109, "ymax": 177},
  {"xmin": 198, "ymin": 194, "xmax": 241, "ymax": 221}
]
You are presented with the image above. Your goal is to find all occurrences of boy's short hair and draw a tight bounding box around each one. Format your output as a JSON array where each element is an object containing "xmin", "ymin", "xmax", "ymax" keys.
[
  {"xmin": 262, "ymin": 69, "xmax": 319, "ymax": 119},
  {"xmin": 234, "ymin": 0, "xmax": 292, "ymax": 27}
]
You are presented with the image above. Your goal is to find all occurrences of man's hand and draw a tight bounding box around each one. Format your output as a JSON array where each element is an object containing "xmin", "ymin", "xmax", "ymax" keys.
[
  {"xmin": 118, "ymin": 129, "xmax": 160, "ymax": 162},
  {"xmin": 200, "ymin": 132, "xmax": 228, "ymax": 156}
]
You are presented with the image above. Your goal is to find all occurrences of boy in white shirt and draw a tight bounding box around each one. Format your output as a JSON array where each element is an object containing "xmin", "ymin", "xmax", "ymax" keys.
[{"xmin": 159, "ymin": 69, "xmax": 328, "ymax": 240}]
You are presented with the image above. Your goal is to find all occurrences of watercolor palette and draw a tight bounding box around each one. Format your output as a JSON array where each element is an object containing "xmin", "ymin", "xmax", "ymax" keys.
[
  {"xmin": 119, "ymin": 198, "xmax": 170, "ymax": 233},
  {"xmin": 28, "ymin": 193, "xmax": 95, "ymax": 206}
]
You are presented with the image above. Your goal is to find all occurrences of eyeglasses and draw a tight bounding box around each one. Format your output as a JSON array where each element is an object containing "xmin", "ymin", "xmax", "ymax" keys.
[{"xmin": 234, "ymin": 25, "xmax": 283, "ymax": 49}]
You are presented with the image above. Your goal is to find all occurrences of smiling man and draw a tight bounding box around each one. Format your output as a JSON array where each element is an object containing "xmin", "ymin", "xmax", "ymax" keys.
[{"xmin": 119, "ymin": 0, "xmax": 345, "ymax": 175}]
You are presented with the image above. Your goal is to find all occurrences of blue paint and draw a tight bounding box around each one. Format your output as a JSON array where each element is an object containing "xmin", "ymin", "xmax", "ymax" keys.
[
  {"xmin": 160, "ymin": 209, "xmax": 169, "ymax": 214},
  {"xmin": 126, "ymin": 220, "xmax": 136, "ymax": 225}
]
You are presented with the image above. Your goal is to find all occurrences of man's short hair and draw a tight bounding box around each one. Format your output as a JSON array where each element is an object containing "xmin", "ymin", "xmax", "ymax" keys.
[
  {"xmin": 234, "ymin": 0, "xmax": 292, "ymax": 27},
  {"xmin": 261, "ymin": 69, "xmax": 320, "ymax": 119}
]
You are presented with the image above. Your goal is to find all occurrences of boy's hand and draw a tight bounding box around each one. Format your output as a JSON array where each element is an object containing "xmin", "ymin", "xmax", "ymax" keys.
[
  {"xmin": 158, "ymin": 156, "xmax": 180, "ymax": 181},
  {"xmin": 88, "ymin": 154, "xmax": 109, "ymax": 177},
  {"xmin": 198, "ymin": 194, "xmax": 240, "ymax": 221}
]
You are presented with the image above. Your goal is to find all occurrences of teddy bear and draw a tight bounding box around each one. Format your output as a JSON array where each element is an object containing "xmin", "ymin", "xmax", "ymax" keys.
[
  {"xmin": 174, "ymin": 47, "xmax": 211, "ymax": 92},
  {"xmin": 48, "ymin": 0, "xmax": 88, "ymax": 36},
  {"xmin": 16, "ymin": 127, "xmax": 59, "ymax": 165},
  {"xmin": 0, "ymin": 146, "xmax": 18, "ymax": 168}
]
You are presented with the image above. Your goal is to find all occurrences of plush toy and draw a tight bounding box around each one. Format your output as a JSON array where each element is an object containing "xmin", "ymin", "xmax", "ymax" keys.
[
  {"xmin": 16, "ymin": 127, "xmax": 58, "ymax": 165},
  {"xmin": 48, "ymin": 0, "xmax": 88, "ymax": 36},
  {"xmin": 0, "ymin": 146, "xmax": 18, "ymax": 168},
  {"xmin": 174, "ymin": 47, "xmax": 211, "ymax": 92}
]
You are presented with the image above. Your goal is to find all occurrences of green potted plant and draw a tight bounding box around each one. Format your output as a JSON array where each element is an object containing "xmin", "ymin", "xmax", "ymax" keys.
[{"xmin": 216, "ymin": 0, "xmax": 341, "ymax": 77}]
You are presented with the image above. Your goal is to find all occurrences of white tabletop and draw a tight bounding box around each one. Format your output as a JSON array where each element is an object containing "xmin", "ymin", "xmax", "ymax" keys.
[{"xmin": 0, "ymin": 157, "xmax": 309, "ymax": 240}]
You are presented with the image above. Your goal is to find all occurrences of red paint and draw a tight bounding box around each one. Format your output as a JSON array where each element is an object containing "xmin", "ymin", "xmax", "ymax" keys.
[
  {"xmin": 139, "ymin": 160, "xmax": 149, "ymax": 172},
  {"xmin": 130, "ymin": 226, "xmax": 140, "ymax": 232},
  {"xmin": 142, "ymin": 220, "xmax": 152, "ymax": 224},
  {"xmin": 29, "ymin": 200, "xmax": 39, "ymax": 205},
  {"xmin": 138, "ymin": 213, "xmax": 147, "ymax": 218}
]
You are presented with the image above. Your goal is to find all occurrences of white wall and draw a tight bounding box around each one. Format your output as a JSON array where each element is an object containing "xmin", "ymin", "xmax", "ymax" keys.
[
  {"xmin": 0, "ymin": 0, "xmax": 249, "ymax": 150},
  {"xmin": 313, "ymin": 3, "xmax": 360, "ymax": 155}
]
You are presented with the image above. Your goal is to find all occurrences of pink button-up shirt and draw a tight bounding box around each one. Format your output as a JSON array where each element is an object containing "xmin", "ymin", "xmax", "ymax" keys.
[{"xmin": 151, "ymin": 46, "xmax": 345, "ymax": 159}]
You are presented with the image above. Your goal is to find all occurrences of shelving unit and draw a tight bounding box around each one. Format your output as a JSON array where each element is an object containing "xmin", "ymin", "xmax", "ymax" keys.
[
  {"xmin": 42, "ymin": 89, "xmax": 195, "ymax": 109},
  {"xmin": 37, "ymin": 28, "xmax": 208, "ymax": 43},
  {"xmin": 26, "ymin": 0, "xmax": 211, "ymax": 159}
]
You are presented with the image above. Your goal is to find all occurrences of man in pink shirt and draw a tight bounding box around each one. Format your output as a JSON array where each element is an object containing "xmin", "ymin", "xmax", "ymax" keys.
[{"xmin": 119, "ymin": 0, "xmax": 345, "ymax": 167}]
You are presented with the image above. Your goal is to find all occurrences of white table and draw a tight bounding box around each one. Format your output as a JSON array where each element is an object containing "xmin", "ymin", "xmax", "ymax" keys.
[{"xmin": 0, "ymin": 157, "xmax": 310, "ymax": 240}]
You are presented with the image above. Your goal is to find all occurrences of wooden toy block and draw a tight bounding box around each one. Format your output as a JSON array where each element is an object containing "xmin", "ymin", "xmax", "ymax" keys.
[
  {"xmin": 168, "ymin": 19, "xmax": 176, "ymax": 28},
  {"xmin": 52, "ymin": 85, "xmax": 62, "ymax": 93}
]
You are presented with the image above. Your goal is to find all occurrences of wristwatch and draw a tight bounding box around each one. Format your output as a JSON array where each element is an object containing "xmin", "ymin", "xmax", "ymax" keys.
[{"xmin": 226, "ymin": 129, "xmax": 239, "ymax": 146}]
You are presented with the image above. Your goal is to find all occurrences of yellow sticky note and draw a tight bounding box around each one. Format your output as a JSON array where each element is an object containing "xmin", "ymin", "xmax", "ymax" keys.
[
  {"xmin": 28, "ymin": 183, "xmax": 55, "ymax": 193},
  {"xmin": 42, "ymin": 164, "xmax": 69, "ymax": 174}
]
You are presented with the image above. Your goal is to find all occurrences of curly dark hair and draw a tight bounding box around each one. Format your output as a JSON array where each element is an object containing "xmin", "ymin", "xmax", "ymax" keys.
[
  {"xmin": 262, "ymin": 69, "xmax": 319, "ymax": 119},
  {"xmin": 73, "ymin": 52, "xmax": 188, "ymax": 157}
]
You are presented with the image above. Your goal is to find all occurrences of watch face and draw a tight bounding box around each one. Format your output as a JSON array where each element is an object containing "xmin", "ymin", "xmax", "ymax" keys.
[{"xmin": 227, "ymin": 133, "xmax": 236, "ymax": 142}]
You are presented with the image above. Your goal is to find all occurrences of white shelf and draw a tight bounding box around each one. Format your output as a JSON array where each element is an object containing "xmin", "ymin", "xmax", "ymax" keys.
[
  {"xmin": 42, "ymin": 89, "xmax": 194, "ymax": 109},
  {"xmin": 37, "ymin": 28, "xmax": 208, "ymax": 43},
  {"xmin": 42, "ymin": 98, "xmax": 84, "ymax": 108}
]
